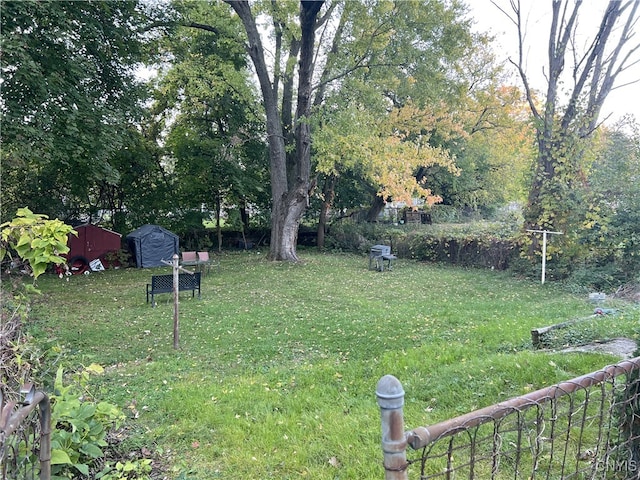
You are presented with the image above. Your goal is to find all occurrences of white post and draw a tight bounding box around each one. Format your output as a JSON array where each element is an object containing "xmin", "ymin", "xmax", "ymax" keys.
[
  {"xmin": 526, "ymin": 229, "xmax": 563, "ymax": 284},
  {"xmin": 541, "ymin": 230, "xmax": 547, "ymax": 284}
]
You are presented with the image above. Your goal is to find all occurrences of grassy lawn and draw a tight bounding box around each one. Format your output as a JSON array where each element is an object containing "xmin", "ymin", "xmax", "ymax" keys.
[{"xmin": 29, "ymin": 249, "xmax": 639, "ymax": 479}]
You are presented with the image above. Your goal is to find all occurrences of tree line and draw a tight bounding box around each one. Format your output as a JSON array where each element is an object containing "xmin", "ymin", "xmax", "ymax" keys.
[{"xmin": 1, "ymin": 0, "xmax": 638, "ymax": 282}]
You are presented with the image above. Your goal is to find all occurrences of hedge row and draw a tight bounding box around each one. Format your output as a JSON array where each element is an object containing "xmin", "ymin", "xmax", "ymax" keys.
[{"xmin": 325, "ymin": 221, "xmax": 521, "ymax": 270}]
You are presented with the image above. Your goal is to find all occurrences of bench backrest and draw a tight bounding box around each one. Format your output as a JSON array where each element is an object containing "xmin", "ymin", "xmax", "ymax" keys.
[
  {"xmin": 152, "ymin": 272, "xmax": 200, "ymax": 290},
  {"xmin": 180, "ymin": 271, "xmax": 201, "ymax": 288}
]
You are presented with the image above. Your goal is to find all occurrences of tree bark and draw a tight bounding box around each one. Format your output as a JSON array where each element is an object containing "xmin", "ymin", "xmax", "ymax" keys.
[
  {"xmin": 215, "ymin": 193, "xmax": 222, "ymax": 253},
  {"xmin": 228, "ymin": 1, "xmax": 323, "ymax": 261},
  {"xmin": 366, "ymin": 195, "xmax": 386, "ymax": 223}
]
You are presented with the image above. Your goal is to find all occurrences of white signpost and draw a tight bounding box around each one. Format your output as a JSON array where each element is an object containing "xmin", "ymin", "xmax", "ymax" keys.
[{"xmin": 526, "ymin": 229, "xmax": 563, "ymax": 284}]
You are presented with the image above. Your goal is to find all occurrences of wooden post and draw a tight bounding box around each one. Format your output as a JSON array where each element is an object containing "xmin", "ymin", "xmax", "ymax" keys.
[
  {"xmin": 172, "ymin": 253, "xmax": 179, "ymax": 349},
  {"xmin": 526, "ymin": 229, "xmax": 563, "ymax": 284},
  {"xmin": 377, "ymin": 375, "xmax": 408, "ymax": 480}
]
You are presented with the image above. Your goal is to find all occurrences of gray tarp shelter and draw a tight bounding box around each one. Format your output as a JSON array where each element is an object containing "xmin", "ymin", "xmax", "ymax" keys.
[{"xmin": 126, "ymin": 224, "xmax": 179, "ymax": 268}]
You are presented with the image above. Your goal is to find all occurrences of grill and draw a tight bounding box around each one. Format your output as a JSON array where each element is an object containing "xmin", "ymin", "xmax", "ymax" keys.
[
  {"xmin": 370, "ymin": 244, "xmax": 390, "ymax": 258},
  {"xmin": 369, "ymin": 245, "xmax": 396, "ymax": 271}
]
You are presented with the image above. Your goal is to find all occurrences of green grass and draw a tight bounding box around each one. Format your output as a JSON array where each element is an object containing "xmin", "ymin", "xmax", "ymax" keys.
[{"xmin": 29, "ymin": 249, "xmax": 640, "ymax": 479}]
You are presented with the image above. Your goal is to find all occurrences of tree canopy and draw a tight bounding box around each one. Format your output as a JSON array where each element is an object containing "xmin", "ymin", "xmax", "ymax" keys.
[
  {"xmin": 0, "ymin": 0, "xmax": 151, "ymax": 222},
  {"xmin": 500, "ymin": 0, "xmax": 640, "ymax": 235},
  {"xmin": 2, "ymin": 0, "xmax": 638, "ymax": 282}
]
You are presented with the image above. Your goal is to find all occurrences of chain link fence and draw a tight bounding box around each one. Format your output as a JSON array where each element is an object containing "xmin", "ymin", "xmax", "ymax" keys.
[
  {"xmin": 378, "ymin": 357, "xmax": 640, "ymax": 479},
  {"xmin": 0, "ymin": 384, "xmax": 51, "ymax": 480}
]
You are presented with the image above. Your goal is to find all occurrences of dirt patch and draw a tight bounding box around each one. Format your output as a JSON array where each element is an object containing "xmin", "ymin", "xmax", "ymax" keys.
[{"xmin": 559, "ymin": 338, "xmax": 637, "ymax": 359}]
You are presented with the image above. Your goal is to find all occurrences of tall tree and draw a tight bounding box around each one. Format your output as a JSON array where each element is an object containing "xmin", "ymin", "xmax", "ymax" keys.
[
  {"xmin": 313, "ymin": 102, "xmax": 459, "ymax": 241},
  {"xmin": 179, "ymin": 0, "xmax": 477, "ymax": 260},
  {"xmin": 427, "ymin": 84, "xmax": 536, "ymax": 212},
  {"xmin": 499, "ymin": 0, "xmax": 640, "ymax": 236},
  {"xmin": 97, "ymin": 126, "xmax": 173, "ymax": 233},
  {"xmin": 219, "ymin": 1, "xmax": 323, "ymax": 261},
  {"xmin": 0, "ymin": 0, "xmax": 150, "ymax": 222}
]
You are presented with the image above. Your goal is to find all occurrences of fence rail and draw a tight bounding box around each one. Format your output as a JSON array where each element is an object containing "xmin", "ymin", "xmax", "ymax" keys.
[
  {"xmin": 378, "ymin": 357, "xmax": 640, "ymax": 479},
  {"xmin": 0, "ymin": 383, "xmax": 51, "ymax": 480}
]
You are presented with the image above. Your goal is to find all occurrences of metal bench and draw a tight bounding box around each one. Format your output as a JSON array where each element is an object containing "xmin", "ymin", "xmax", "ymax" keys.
[
  {"xmin": 369, "ymin": 245, "xmax": 397, "ymax": 271},
  {"xmin": 146, "ymin": 272, "xmax": 201, "ymax": 307}
]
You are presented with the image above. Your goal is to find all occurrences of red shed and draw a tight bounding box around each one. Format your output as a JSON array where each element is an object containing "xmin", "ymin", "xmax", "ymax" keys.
[{"xmin": 66, "ymin": 224, "xmax": 122, "ymax": 273}]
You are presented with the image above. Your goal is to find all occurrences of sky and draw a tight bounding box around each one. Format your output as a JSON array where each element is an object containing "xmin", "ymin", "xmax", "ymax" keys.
[{"xmin": 467, "ymin": 0, "xmax": 640, "ymax": 126}]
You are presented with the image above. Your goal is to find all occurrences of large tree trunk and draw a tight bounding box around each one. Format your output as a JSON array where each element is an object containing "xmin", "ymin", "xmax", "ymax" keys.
[
  {"xmin": 366, "ymin": 195, "xmax": 386, "ymax": 222},
  {"xmin": 229, "ymin": 1, "xmax": 323, "ymax": 261}
]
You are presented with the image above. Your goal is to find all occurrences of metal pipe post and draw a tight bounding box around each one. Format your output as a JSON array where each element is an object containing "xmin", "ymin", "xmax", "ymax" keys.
[
  {"xmin": 38, "ymin": 391, "xmax": 51, "ymax": 480},
  {"xmin": 377, "ymin": 375, "xmax": 408, "ymax": 480}
]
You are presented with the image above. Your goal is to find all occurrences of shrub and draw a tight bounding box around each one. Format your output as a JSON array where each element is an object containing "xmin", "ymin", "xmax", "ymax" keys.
[
  {"xmin": 324, "ymin": 220, "xmax": 392, "ymax": 254},
  {"xmin": 325, "ymin": 218, "xmax": 522, "ymax": 270},
  {"xmin": 49, "ymin": 365, "xmax": 125, "ymax": 478}
]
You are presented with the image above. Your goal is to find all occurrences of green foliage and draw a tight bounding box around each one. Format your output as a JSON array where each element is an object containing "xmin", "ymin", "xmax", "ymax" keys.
[
  {"xmin": 533, "ymin": 306, "xmax": 640, "ymax": 350},
  {"xmin": 558, "ymin": 120, "xmax": 640, "ymax": 287},
  {"xmin": 0, "ymin": 208, "xmax": 75, "ymax": 280},
  {"xmin": 94, "ymin": 128, "xmax": 174, "ymax": 234},
  {"xmin": 95, "ymin": 459, "xmax": 152, "ymax": 480},
  {"xmin": 102, "ymin": 250, "xmax": 133, "ymax": 269},
  {"xmin": 403, "ymin": 225, "xmax": 519, "ymax": 269},
  {"xmin": 0, "ymin": 0, "xmax": 150, "ymax": 220},
  {"xmin": 324, "ymin": 220, "xmax": 393, "ymax": 254},
  {"xmin": 308, "ymin": 0, "xmax": 502, "ymax": 229},
  {"xmin": 156, "ymin": 3, "xmax": 269, "ymax": 236},
  {"xmin": 0, "ymin": 286, "xmax": 63, "ymax": 399},
  {"xmin": 49, "ymin": 365, "xmax": 127, "ymax": 479},
  {"xmin": 519, "ymin": 0, "xmax": 638, "ymax": 239},
  {"xmin": 325, "ymin": 218, "xmax": 523, "ymax": 270}
]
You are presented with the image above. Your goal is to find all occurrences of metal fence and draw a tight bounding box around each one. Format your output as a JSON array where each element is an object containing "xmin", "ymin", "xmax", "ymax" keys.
[
  {"xmin": 0, "ymin": 384, "xmax": 51, "ymax": 480},
  {"xmin": 377, "ymin": 357, "xmax": 640, "ymax": 479}
]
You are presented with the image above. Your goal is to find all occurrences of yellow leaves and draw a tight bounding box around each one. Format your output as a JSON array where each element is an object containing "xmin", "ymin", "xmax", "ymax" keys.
[
  {"xmin": 313, "ymin": 100, "xmax": 465, "ymax": 204},
  {"xmin": 86, "ymin": 363, "xmax": 105, "ymax": 375},
  {"xmin": 366, "ymin": 135, "xmax": 454, "ymax": 205}
]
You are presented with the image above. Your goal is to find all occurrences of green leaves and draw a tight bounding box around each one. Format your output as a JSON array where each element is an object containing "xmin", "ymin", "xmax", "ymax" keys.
[
  {"xmin": 158, "ymin": 3, "xmax": 268, "ymax": 228},
  {"xmin": 1, "ymin": 0, "xmax": 150, "ymax": 219},
  {"xmin": 0, "ymin": 207, "xmax": 75, "ymax": 280},
  {"xmin": 49, "ymin": 365, "xmax": 126, "ymax": 478}
]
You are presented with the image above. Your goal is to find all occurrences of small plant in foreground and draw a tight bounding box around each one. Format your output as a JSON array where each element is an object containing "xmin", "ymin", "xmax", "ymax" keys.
[
  {"xmin": 49, "ymin": 365, "xmax": 126, "ymax": 479},
  {"xmin": 95, "ymin": 459, "xmax": 153, "ymax": 480}
]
